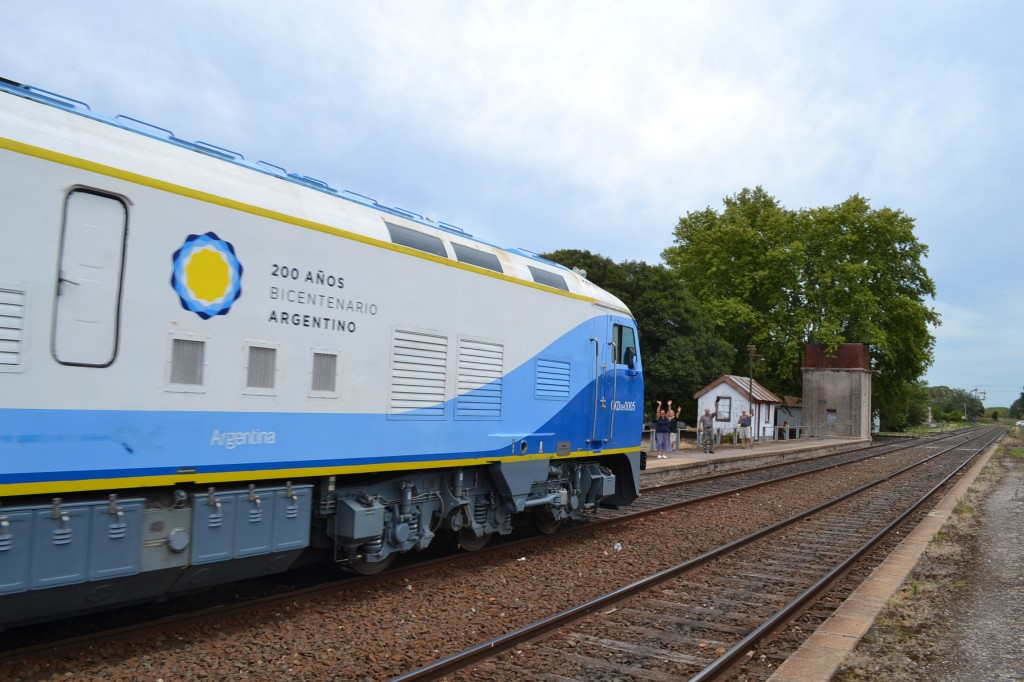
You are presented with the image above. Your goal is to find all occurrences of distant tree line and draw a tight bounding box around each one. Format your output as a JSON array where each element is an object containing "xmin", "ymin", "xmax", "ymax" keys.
[
  {"xmin": 544, "ymin": 186, "xmax": 942, "ymax": 430},
  {"xmin": 927, "ymin": 386, "xmax": 986, "ymax": 422}
]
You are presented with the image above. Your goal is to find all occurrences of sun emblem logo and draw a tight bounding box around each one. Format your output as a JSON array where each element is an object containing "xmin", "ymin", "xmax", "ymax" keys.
[{"xmin": 170, "ymin": 232, "xmax": 243, "ymax": 319}]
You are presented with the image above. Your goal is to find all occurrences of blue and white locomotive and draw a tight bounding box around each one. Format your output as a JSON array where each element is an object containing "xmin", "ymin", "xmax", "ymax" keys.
[{"xmin": 0, "ymin": 78, "xmax": 643, "ymax": 627}]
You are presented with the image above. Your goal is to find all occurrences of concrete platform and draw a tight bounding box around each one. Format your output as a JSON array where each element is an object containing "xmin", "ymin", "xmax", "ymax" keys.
[{"xmin": 639, "ymin": 436, "xmax": 869, "ymax": 488}]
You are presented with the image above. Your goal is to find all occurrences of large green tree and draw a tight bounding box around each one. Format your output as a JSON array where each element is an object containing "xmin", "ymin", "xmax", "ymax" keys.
[
  {"xmin": 662, "ymin": 187, "xmax": 939, "ymax": 430},
  {"xmin": 542, "ymin": 249, "xmax": 732, "ymax": 419}
]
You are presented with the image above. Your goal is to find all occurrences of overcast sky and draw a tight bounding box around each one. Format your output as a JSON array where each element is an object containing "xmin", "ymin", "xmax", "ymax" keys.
[{"xmin": 3, "ymin": 1, "xmax": 1021, "ymax": 406}]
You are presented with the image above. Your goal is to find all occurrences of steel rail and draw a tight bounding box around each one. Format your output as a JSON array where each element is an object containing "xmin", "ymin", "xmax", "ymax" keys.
[
  {"xmin": 689, "ymin": 427, "xmax": 1003, "ymax": 681},
  {"xmin": 387, "ymin": 427, "xmax": 1001, "ymax": 681},
  {"xmin": 0, "ymin": 437, "xmax": 906, "ymax": 660},
  {"xmin": 3, "ymin": 431, "xmax": 982, "ymax": 665}
]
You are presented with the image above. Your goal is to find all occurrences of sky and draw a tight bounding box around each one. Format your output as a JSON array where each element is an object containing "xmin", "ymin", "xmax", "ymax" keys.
[{"xmin": 2, "ymin": 1, "xmax": 1021, "ymax": 406}]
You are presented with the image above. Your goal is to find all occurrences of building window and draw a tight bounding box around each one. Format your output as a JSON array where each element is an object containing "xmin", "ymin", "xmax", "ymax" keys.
[{"xmin": 715, "ymin": 397, "xmax": 731, "ymax": 421}]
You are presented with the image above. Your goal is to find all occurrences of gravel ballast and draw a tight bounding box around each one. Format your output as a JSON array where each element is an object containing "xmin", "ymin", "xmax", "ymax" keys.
[{"xmin": 834, "ymin": 439, "xmax": 1024, "ymax": 681}]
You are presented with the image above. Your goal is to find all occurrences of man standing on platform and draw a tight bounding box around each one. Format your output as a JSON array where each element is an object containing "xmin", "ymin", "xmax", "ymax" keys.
[
  {"xmin": 698, "ymin": 406, "xmax": 716, "ymax": 454},
  {"xmin": 739, "ymin": 409, "xmax": 752, "ymax": 448}
]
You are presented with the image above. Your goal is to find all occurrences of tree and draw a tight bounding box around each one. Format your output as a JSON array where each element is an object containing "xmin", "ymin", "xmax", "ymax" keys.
[
  {"xmin": 1010, "ymin": 391, "xmax": 1024, "ymax": 419},
  {"xmin": 542, "ymin": 249, "xmax": 733, "ymax": 419},
  {"xmin": 663, "ymin": 188, "xmax": 940, "ymax": 430},
  {"xmin": 928, "ymin": 386, "xmax": 984, "ymax": 422}
]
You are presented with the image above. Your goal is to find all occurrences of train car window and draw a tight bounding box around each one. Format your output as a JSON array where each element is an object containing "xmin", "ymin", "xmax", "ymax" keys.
[
  {"xmin": 53, "ymin": 189, "xmax": 127, "ymax": 367},
  {"xmin": 246, "ymin": 344, "xmax": 278, "ymax": 392},
  {"xmin": 614, "ymin": 324, "xmax": 638, "ymax": 369},
  {"xmin": 169, "ymin": 337, "xmax": 206, "ymax": 388},
  {"xmin": 310, "ymin": 350, "xmax": 339, "ymax": 395},
  {"xmin": 452, "ymin": 243, "xmax": 503, "ymax": 273},
  {"xmin": 527, "ymin": 266, "xmax": 568, "ymax": 291},
  {"xmin": 384, "ymin": 221, "xmax": 448, "ymax": 258},
  {"xmin": 455, "ymin": 337, "xmax": 503, "ymax": 419}
]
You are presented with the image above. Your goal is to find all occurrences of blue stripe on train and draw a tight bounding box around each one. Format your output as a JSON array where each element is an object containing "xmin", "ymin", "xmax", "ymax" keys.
[{"xmin": 1, "ymin": 317, "xmax": 643, "ymax": 485}]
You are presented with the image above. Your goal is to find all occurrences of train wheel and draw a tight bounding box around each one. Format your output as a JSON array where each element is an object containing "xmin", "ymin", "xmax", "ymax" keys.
[
  {"xmin": 456, "ymin": 528, "xmax": 492, "ymax": 551},
  {"xmin": 349, "ymin": 553, "xmax": 396, "ymax": 576},
  {"xmin": 531, "ymin": 508, "xmax": 564, "ymax": 535}
]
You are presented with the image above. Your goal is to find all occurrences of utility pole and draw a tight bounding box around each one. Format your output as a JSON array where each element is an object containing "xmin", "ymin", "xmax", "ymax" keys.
[
  {"xmin": 965, "ymin": 387, "xmax": 987, "ymax": 421},
  {"xmin": 747, "ymin": 345, "xmax": 755, "ymax": 417},
  {"xmin": 747, "ymin": 345, "xmax": 762, "ymax": 439}
]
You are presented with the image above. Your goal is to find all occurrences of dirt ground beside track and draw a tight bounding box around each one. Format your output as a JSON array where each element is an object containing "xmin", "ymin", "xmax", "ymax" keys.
[{"xmin": 833, "ymin": 434, "xmax": 1024, "ymax": 681}]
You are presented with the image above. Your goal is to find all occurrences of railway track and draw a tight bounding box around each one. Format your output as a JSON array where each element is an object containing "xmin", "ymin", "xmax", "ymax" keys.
[
  {"xmin": 614, "ymin": 430, "xmax": 967, "ymax": 517},
  {"xmin": 1, "ymin": 430, "xmax": 997, "ymax": 681},
  {"xmin": 390, "ymin": 427, "xmax": 1002, "ymax": 681},
  {"xmin": 0, "ymin": 436, "xmax": 927, "ymax": 656}
]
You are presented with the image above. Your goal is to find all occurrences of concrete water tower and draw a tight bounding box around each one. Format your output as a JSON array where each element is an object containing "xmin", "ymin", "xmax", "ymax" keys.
[{"xmin": 802, "ymin": 343, "xmax": 872, "ymax": 439}]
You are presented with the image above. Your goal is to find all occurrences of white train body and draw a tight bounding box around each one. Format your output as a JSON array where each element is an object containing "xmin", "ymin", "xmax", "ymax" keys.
[{"xmin": 0, "ymin": 80, "xmax": 643, "ymax": 626}]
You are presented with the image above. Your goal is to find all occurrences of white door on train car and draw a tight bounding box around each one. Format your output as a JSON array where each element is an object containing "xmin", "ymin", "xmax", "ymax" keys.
[
  {"xmin": 52, "ymin": 190, "xmax": 128, "ymax": 366},
  {"xmin": 589, "ymin": 308, "xmax": 637, "ymax": 447}
]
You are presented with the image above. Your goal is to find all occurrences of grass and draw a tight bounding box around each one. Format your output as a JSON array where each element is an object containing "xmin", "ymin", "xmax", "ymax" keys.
[{"xmin": 952, "ymin": 498, "xmax": 975, "ymax": 516}]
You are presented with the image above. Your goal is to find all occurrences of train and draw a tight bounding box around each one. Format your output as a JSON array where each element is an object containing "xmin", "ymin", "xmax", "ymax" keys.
[{"xmin": 0, "ymin": 78, "xmax": 644, "ymax": 627}]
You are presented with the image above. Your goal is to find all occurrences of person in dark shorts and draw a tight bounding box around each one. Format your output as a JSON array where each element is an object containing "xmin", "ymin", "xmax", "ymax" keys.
[{"xmin": 739, "ymin": 409, "xmax": 752, "ymax": 448}]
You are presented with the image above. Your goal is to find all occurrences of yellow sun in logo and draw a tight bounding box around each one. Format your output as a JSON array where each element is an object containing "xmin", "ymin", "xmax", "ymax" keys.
[{"xmin": 185, "ymin": 247, "xmax": 232, "ymax": 303}]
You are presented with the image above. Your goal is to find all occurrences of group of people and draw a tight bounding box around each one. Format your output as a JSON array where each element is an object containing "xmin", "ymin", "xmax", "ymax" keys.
[
  {"xmin": 652, "ymin": 401, "xmax": 754, "ymax": 457},
  {"xmin": 651, "ymin": 399, "xmax": 680, "ymax": 458}
]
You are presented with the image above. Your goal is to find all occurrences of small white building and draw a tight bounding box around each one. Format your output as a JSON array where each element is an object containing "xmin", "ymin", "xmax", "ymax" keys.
[{"xmin": 694, "ymin": 375, "xmax": 782, "ymax": 442}]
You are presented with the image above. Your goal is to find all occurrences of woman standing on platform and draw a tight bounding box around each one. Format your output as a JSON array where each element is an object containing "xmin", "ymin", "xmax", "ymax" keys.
[
  {"xmin": 666, "ymin": 401, "xmax": 681, "ymax": 450},
  {"xmin": 654, "ymin": 400, "xmax": 672, "ymax": 458}
]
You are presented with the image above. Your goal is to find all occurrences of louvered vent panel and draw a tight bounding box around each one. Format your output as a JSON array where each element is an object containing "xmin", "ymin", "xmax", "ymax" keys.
[
  {"xmin": 247, "ymin": 346, "xmax": 277, "ymax": 389},
  {"xmin": 456, "ymin": 339, "xmax": 503, "ymax": 418},
  {"xmin": 0, "ymin": 288, "xmax": 25, "ymax": 368},
  {"xmin": 535, "ymin": 358, "xmax": 571, "ymax": 399},
  {"xmin": 311, "ymin": 352, "xmax": 337, "ymax": 392},
  {"xmin": 171, "ymin": 339, "xmax": 205, "ymax": 385},
  {"xmin": 390, "ymin": 330, "xmax": 448, "ymax": 417}
]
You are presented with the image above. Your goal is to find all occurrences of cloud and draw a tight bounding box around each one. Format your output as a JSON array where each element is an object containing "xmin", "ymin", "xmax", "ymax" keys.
[{"xmin": 2, "ymin": 0, "xmax": 1022, "ymax": 392}]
